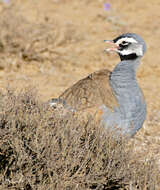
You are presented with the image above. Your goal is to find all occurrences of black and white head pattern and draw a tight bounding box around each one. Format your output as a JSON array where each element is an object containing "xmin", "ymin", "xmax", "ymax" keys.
[{"xmin": 113, "ymin": 33, "xmax": 147, "ymax": 60}]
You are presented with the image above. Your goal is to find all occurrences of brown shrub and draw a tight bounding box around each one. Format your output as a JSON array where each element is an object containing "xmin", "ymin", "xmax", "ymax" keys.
[{"xmin": 0, "ymin": 89, "xmax": 159, "ymax": 190}]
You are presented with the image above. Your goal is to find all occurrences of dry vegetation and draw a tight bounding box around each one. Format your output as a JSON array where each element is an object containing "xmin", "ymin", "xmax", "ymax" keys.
[
  {"xmin": 0, "ymin": 4, "xmax": 73, "ymax": 68},
  {"xmin": 0, "ymin": 0, "xmax": 160, "ymax": 189},
  {"xmin": 0, "ymin": 89, "xmax": 159, "ymax": 190},
  {"xmin": 0, "ymin": 2, "xmax": 85, "ymax": 73}
]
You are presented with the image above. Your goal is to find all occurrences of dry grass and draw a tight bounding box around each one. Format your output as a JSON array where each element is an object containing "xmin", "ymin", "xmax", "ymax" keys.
[
  {"xmin": 0, "ymin": 3, "xmax": 84, "ymax": 72},
  {"xmin": 0, "ymin": 89, "xmax": 159, "ymax": 190}
]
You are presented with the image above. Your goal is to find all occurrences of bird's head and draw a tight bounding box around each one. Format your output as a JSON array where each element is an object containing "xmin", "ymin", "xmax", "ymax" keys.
[{"xmin": 104, "ymin": 33, "xmax": 147, "ymax": 61}]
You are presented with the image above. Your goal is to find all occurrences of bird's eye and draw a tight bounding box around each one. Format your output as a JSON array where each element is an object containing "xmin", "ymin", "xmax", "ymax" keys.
[{"xmin": 121, "ymin": 41, "xmax": 128, "ymax": 45}]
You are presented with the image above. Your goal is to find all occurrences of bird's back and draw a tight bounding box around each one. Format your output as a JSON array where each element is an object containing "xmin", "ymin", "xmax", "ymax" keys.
[{"xmin": 59, "ymin": 69, "xmax": 118, "ymax": 112}]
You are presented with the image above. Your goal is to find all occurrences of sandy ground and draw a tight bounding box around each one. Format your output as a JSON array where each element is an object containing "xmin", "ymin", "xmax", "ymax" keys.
[{"xmin": 0, "ymin": 0, "xmax": 159, "ymax": 164}]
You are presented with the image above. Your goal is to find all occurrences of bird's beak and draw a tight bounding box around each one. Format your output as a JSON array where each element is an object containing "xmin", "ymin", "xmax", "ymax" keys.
[{"xmin": 104, "ymin": 40, "xmax": 119, "ymax": 52}]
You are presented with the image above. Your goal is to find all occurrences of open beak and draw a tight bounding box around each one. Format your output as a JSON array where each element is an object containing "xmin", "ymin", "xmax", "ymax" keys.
[{"xmin": 104, "ymin": 40, "xmax": 119, "ymax": 52}]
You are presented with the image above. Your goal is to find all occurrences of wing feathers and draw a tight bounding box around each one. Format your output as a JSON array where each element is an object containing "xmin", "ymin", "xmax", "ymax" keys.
[{"xmin": 59, "ymin": 69, "xmax": 118, "ymax": 111}]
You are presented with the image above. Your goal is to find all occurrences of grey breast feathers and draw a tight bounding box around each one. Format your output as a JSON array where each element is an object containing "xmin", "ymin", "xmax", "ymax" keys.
[{"xmin": 59, "ymin": 69, "xmax": 118, "ymax": 111}]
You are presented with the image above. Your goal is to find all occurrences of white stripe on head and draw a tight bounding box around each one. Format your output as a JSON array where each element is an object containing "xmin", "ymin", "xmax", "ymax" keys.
[
  {"xmin": 116, "ymin": 37, "xmax": 138, "ymax": 46},
  {"xmin": 118, "ymin": 44, "xmax": 143, "ymax": 56}
]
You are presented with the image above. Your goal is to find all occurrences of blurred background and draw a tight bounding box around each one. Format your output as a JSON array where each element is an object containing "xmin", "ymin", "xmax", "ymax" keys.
[{"xmin": 0, "ymin": 0, "xmax": 159, "ymax": 161}]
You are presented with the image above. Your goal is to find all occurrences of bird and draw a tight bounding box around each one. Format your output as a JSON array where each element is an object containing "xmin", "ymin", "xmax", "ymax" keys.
[{"xmin": 49, "ymin": 33, "xmax": 147, "ymax": 137}]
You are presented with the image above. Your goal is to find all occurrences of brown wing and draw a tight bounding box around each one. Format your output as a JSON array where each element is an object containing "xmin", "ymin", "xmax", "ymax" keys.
[{"xmin": 59, "ymin": 69, "xmax": 118, "ymax": 111}]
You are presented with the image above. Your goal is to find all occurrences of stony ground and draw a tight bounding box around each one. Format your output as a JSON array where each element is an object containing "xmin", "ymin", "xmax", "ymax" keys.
[{"xmin": 0, "ymin": 0, "xmax": 160, "ymax": 168}]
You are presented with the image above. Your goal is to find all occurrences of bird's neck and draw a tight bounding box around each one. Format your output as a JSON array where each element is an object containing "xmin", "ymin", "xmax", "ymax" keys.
[
  {"xmin": 109, "ymin": 58, "xmax": 146, "ymax": 123},
  {"xmin": 110, "ymin": 58, "xmax": 140, "ymax": 88}
]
